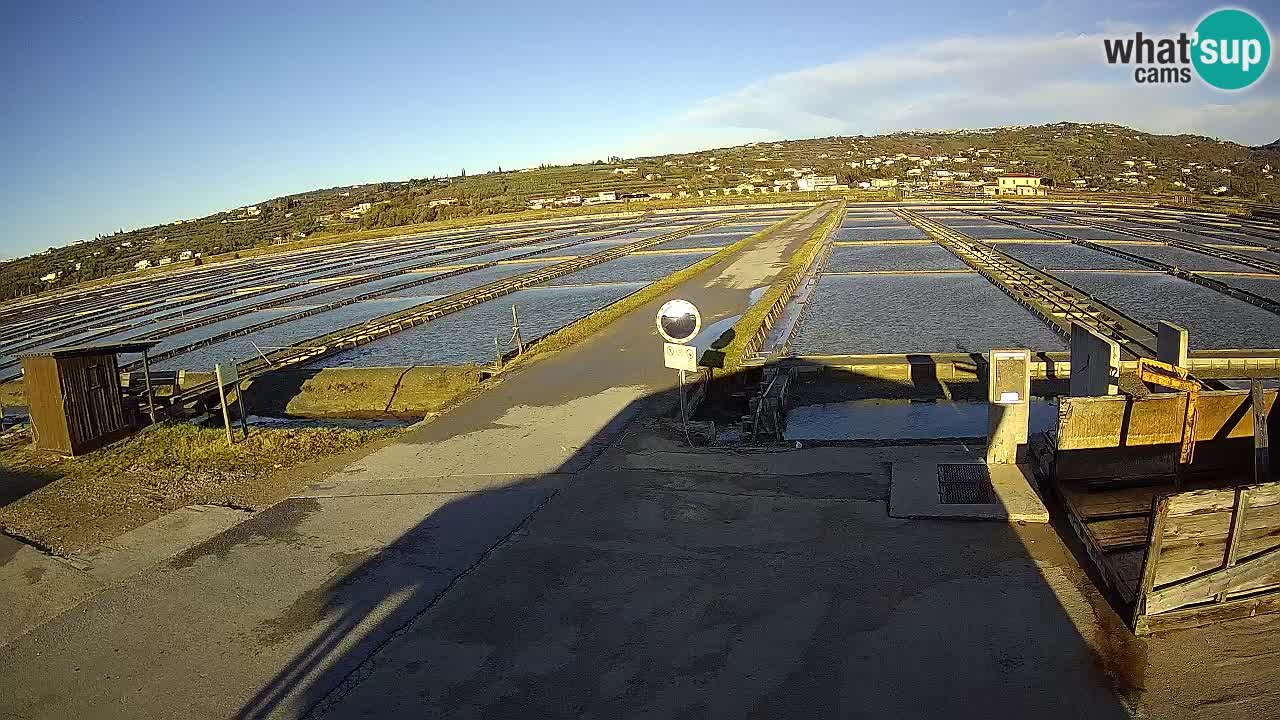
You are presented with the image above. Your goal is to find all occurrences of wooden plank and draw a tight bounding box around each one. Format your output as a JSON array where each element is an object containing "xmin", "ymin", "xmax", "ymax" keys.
[
  {"xmin": 1103, "ymin": 548, "xmax": 1147, "ymax": 605},
  {"xmin": 1088, "ymin": 516, "xmax": 1151, "ymax": 551},
  {"xmin": 1139, "ymin": 592, "xmax": 1280, "ymax": 635},
  {"xmin": 1155, "ymin": 539, "xmax": 1232, "ymax": 586},
  {"xmin": 1216, "ymin": 488, "xmax": 1250, "ymax": 603},
  {"xmin": 1061, "ymin": 483, "xmax": 1165, "ymax": 520},
  {"xmin": 1165, "ymin": 487, "xmax": 1239, "ymax": 517},
  {"xmin": 1132, "ymin": 495, "xmax": 1170, "ymax": 629},
  {"xmin": 1146, "ymin": 543, "xmax": 1280, "ymax": 615}
]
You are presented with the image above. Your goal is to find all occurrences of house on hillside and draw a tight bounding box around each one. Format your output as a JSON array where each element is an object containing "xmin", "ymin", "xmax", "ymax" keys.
[
  {"xmin": 997, "ymin": 174, "xmax": 1050, "ymax": 196},
  {"xmin": 612, "ymin": 167, "xmax": 638, "ymax": 175},
  {"xmin": 428, "ymin": 199, "xmax": 459, "ymax": 208}
]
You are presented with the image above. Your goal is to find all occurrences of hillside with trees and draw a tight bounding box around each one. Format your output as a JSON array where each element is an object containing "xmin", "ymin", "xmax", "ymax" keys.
[{"xmin": 4, "ymin": 122, "xmax": 1279, "ymax": 303}]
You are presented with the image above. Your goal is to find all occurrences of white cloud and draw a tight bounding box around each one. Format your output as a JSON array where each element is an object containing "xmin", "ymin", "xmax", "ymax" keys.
[{"xmin": 654, "ymin": 31, "xmax": 1279, "ymax": 148}]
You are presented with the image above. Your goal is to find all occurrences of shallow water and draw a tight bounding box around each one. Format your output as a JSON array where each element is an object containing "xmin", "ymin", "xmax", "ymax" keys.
[
  {"xmin": 1219, "ymin": 276, "xmax": 1280, "ymax": 304},
  {"xmin": 956, "ymin": 225, "xmax": 1055, "ymax": 240},
  {"xmin": 833, "ymin": 227, "xmax": 928, "ymax": 241},
  {"xmin": 158, "ymin": 296, "xmax": 428, "ymax": 371},
  {"xmin": 990, "ymin": 242, "xmax": 1145, "ymax": 270},
  {"xmin": 784, "ymin": 398, "xmax": 1058, "ymax": 440},
  {"xmin": 544, "ymin": 252, "xmax": 710, "ymax": 285},
  {"xmin": 790, "ymin": 274, "xmax": 1067, "ymax": 355},
  {"xmin": 312, "ymin": 283, "xmax": 646, "ymax": 367},
  {"xmin": 378, "ymin": 262, "xmax": 555, "ymax": 298},
  {"xmin": 1054, "ymin": 271, "xmax": 1280, "ymax": 349},
  {"xmin": 825, "ymin": 244, "xmax": 966, "ymax": 272},
  {"xmin": 654, "ymin": 231, "xmax": 749, "ymax": 250},
  {"xmin": 1099, "ymin": 243, "xmax": 1261, "ymax": 273}
]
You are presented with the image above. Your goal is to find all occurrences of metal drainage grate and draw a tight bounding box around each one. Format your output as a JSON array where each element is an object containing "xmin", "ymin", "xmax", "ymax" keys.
[{"xmin": 938, "ymin": 463, "xmax": 997, "ymax": 505}]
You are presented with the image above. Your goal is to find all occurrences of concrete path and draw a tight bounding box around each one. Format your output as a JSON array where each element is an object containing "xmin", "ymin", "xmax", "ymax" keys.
[{"xmin": 0, "ymin": 204, "xmax": 837, "ymax": 719}]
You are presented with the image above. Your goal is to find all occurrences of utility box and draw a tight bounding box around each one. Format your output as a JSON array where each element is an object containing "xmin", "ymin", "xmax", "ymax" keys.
[
  {"xmin": 987, "ymin": 349, "xmax": 1031, "ymax": 465},
  {"xmin": 18, "ymin": 341, "xmax": 159, "ymax": 456}
]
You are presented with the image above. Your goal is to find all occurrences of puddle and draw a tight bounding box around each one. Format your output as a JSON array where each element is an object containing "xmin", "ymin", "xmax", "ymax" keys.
[{"xmin": 783, "ymin": 398, "xmax": 1058, "ymax": 441}]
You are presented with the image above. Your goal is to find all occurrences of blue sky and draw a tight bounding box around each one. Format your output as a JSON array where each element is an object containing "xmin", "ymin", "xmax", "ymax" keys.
[{"xmin": 1, "ymin": 0, "xmax": 1275, "ymax": 257}]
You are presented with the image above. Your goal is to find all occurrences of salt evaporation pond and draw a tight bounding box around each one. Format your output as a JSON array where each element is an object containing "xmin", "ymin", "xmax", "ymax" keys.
[{"xmin": 790, "ymin": 274, "xmax": 1067, "ymax": 355}]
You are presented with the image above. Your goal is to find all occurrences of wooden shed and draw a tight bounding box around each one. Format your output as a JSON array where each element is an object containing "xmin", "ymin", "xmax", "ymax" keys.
[{"xmin": 18, "ymin": 341, "xmax": 159, "ymax": 456}]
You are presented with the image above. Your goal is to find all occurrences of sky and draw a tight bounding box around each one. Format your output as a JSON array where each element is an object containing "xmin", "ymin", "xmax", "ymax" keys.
[{"xmin": 1, "ymin": 0, "xmax": 1276, "ymax": 257}]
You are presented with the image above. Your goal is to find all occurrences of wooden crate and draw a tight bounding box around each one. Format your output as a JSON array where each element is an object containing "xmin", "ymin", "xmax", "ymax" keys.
[{"xmin": 1049, "ymin": 387, "xmax": 1279, "ymax": 633}]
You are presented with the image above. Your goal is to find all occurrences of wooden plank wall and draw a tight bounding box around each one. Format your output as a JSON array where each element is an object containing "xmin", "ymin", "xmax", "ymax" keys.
[
  {"xmin": 1056, "ymin": 390, "xmax": 1277, "ymax": 482},
  {"xmin": 56, "ymin": 354, "xmax": 127, "ymax": 455}
]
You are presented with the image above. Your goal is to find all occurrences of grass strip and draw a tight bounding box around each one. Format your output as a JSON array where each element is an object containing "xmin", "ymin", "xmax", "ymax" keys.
[{"xmin": 720, "ymin": 202, "xmax": 844, "ymax": 371}]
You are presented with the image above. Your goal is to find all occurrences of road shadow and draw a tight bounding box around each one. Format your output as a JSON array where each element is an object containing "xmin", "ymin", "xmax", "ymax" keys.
[
  {"xmin": 220, "ymin": 372, "xmax": 1136, "ymax": 719},
  {"xmin": 0, "ymin": 464, "xmax": 60, "ymax": 507}
]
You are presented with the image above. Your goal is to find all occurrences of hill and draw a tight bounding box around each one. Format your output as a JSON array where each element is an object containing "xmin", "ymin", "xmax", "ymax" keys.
[{"xmin": 4, "ymin": 122, "xmax": 1279, "ymax": 302}]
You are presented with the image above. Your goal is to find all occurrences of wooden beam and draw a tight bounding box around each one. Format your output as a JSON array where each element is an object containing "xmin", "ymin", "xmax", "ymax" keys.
[
  {"xmin": 1139, "ymin": 592, "xmax": 1280, "ymax": 635},
  {"xmin": 1132, "ymin": 495, "xmax": 1170, "ymax": 629},
  {"xmin": 1255, "ymin": 379, "xmax": 1271, "ymax": 484},
  {"xmin": 1216, "ymin": 488, "xmax": 1250, "ymax": 603}
]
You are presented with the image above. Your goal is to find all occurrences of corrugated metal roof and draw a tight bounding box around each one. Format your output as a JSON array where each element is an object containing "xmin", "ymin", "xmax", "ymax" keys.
[{"xmin": 18, "ymin": 340, "xmax": 161, "ymax": 359}]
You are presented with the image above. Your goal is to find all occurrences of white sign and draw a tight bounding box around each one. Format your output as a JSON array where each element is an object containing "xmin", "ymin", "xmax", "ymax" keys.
[
  {"xmin": 656, "ymin": 299, "xmax": 701, "ymax": 344},
  {"xmin": 996, "ymin": 391, "xmax": 1022, "ymax": 405},
  {"xmin": 663, "ymin": 342, "xmax": 699, "ymax": 372},
  {"xmin": 215, "ymin": 361, "xmax": 239, "ymax": 387}
]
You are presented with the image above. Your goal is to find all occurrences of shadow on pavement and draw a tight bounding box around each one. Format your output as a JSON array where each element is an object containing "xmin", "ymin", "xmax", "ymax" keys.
[{"xmin": 229, "ymin": 374, "xmax": 1137, "ymax": 719}]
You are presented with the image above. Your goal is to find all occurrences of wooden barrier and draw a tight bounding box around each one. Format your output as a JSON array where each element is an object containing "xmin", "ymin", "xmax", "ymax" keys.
[
  {"xmin": 1054, "ymin": 390, "xmax": 1276, "ymax": 482},
  {"xmin": 1048, "ymin": 388, "xmax": 1280, "ymax": 633}
]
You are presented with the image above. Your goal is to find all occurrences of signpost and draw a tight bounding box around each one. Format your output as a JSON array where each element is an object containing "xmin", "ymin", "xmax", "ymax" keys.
[
  {"xmin": 214, "ymin": 361, "xmax": 249, "ymax": 447},
  {"xmin": 656, "ymin": 299, "xmax": 703, "ymax": 444}
]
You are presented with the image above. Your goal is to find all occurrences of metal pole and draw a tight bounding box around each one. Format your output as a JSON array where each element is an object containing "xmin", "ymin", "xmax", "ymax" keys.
[
  {"xmin": 677, "ymin": 369, "xmax": 692, "ymax": 446},
  {"xmin": 216, "ymin": 376, "xmax": 233, "ymax": 447},
  {"xmin": 236, "ymin": 381, "xmax": 249, "ymax": 440},
  {"xmin": 141, "ymin": 349, "xmax": 157, "ymax": 424}
]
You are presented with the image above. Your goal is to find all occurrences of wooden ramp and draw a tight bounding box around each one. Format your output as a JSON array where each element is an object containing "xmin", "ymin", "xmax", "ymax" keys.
[{"xmin": 1045, "ymin": 387, "xmax": 1279, "ymax": 634}]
